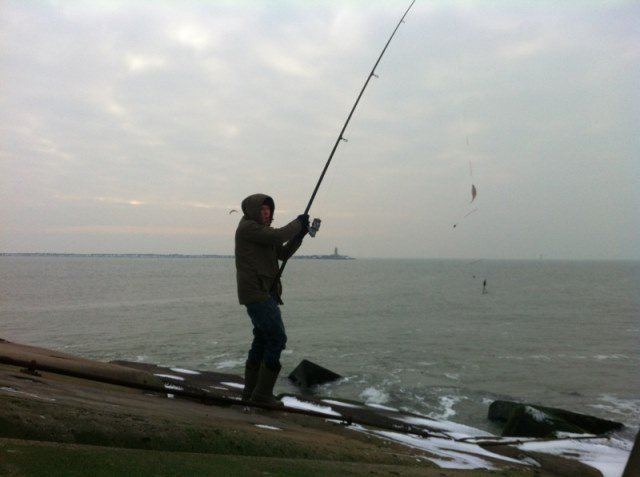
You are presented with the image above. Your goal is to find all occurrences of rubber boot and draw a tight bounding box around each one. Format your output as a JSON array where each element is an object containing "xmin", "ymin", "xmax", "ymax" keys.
[
  {"xmin": 242, "ymin": 360, "xmax": 260, "ymax": 401},
  {"xmin": 250, "ymin": 363, "xmax": 283, "ymax": 406}
]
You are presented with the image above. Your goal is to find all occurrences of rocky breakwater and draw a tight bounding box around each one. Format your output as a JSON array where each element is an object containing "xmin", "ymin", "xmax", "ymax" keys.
[{"xmin": 1, "ymin": 339, "xmax": 634, "ymax": 476}]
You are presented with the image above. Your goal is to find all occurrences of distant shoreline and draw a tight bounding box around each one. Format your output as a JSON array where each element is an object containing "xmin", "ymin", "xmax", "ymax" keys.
[
  {"xmin": 0, "ymin": 252, "xmax": 354, "ymax": 260},
  {"xmin": 3, "ymin": 253, "xmax": 637, "ymax": 262},
  {"xmin": 0, "ymin": 252, "xmax": 233, "ymax": 259}
]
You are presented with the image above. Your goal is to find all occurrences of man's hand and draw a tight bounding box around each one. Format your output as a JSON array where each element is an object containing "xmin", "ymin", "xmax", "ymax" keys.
[{"xmin": 297, "ymin": 214, "xmax": 310, "ymax": 235}]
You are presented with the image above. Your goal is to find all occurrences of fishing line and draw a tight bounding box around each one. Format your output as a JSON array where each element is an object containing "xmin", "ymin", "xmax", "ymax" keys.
[{"xmin": 451, "ymin": 13, "xmax": 479, "ymax": 230}]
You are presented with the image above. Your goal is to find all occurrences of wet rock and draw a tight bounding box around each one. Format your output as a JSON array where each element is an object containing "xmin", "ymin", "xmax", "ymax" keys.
[
  {"xmin": 488, "ymin": 400, "xmax": 624, "ymax": 438},
  {"xmin": 288, "ymin": 360, "xmax": 342, "ymax": 388}
]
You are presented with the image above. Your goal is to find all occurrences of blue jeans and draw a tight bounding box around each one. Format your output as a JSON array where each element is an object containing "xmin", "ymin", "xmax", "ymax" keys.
[{"xmin": 246, "ymin": 298, "xmax": 287, "ymax": 369}]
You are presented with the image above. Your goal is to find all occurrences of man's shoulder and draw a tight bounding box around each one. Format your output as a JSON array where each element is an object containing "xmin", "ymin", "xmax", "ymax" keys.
[
  {"xmin": 236, "ymin": 217, "xmax": 256, "ymax": 232},
  {"xmin": 237, "ymin": 218, "xmax": 271, "ymax": 234}
]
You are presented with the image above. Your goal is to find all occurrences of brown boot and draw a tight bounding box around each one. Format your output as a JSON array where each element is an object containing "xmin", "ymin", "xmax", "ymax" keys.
[
  {"xmin": 242, "ymin": 360, "xmax": 260, "ymax": 401},
  {"xmin": 250, "ymin": 363, "xmax": 283, "ymax": 406}
]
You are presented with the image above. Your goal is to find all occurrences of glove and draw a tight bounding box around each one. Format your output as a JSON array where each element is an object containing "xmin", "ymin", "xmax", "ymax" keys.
[{"xmin": 297, "ymin": 214, "xmax": 310, "ymax": 235}]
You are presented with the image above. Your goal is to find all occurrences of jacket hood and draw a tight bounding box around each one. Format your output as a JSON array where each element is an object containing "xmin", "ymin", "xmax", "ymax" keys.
[{"xmin": 241, "ymin": 193, "xmax": 275, "ymax": 224}]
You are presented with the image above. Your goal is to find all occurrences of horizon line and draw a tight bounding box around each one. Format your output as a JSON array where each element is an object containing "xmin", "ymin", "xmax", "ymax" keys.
[{"xmin": 1, "ymin": 252, "xmax": 638, "ymax": 262}]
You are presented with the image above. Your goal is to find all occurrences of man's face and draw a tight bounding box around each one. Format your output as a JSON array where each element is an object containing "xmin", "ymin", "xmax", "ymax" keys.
[{"xmin": 260, "ymin": 204, "xmax": 271, "ymax": 225}]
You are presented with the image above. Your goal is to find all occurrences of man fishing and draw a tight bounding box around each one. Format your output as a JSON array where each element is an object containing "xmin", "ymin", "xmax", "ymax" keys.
[
  {"xmin": 235, "ymin": 193, "xmax": 309, "ymax": 404},
  {"xmin": 233, "ymin": 0, "xmax": 413, "ymax": 406}
]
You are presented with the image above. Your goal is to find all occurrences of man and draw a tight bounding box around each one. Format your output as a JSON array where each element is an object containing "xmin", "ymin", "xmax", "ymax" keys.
[{"xmin": 235, "ymin": 193, "xmax": 309, "ymax": 404}]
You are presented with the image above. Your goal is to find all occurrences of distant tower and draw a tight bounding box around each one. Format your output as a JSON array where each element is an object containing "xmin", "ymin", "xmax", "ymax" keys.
[{"xmin": 334, "ymin": 247, "xmax": 338, "ymax": 256}]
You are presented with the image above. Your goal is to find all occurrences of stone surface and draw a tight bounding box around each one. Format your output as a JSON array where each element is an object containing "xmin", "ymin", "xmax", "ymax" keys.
[
  {"xmin": 488, "ymin": 400, "xmax": 624, "ymax": 437},
  {"xmin": 0, "ymin": 339, "xmax": 625, "ymax": 476}
]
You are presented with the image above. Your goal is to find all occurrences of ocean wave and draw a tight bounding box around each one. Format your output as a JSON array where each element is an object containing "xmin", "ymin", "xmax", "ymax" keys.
[
  {"xmin": 360, "ymin": 386, "xmax": 390, "ymax": 405},
  {"xmin": 215, "ymin": 359, "xmax": 244, "ymax": 370},
  {"xmin": 428, "ymin": 395, "xmax": 461, "ymax": 420}
]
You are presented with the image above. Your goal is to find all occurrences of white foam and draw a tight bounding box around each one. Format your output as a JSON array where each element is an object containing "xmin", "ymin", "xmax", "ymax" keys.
[
  {"xmin": 322, "ymin": 399, "xmax": 363, "ymax": 409},
  {"xmin": 164, "ymin": 383, "xmax": 183, "ymax": 391},
  {"xmin": 366, "ymin": 403, "xmax": 399, "ymax": 411},
  {"xmin": 169, "ymin": 367, "xmax": 200, "ymax": 375},
  {"xmin": 347, "ymin": 420, "xmax": 630, "ymax": 473},
  {"xmin": 371, "ymin": 431, "xmax": 523, "ymax": 469},
  {"xmin": 594, "ymin": 354, "xmax": 627, "ymax": 360},
  {"xmin": 215, "ymin": 359, "xmax": 244, "ymax": 369},
  {"xmin": 525, "ymin": 406, "xmax": 552, "ymax": 423},
  {"xmin": 281, "ymin": 396, "xmax": 341, "ymax": 416},
  {"xmin": 418, "ymin": 361, "xmax": 436, "ymax": 367},
  {"xmin": 255, "ymin": 424, "xmax": 282, "ymax": 431},
  {"xmin": 220, "ymin": 381, "xmax": 244, "ymax": 389},
  {"xmin": 154, "ymin": 373, "xmax": 185, "ymax": 381},
  {"xmin": 517, "ymin": 438, "xmax": 630, "ymax": 477},
  {"xmin": 360, "ymin": 387, "xmax": 390, "ymax": 405},
  {"xmin": 399, "ymin": 415, "xmax": 492, "ymax": 439},
  {"xmin": 429, "ymin": 395, "xmax": 460, "ymax": 420},
  {"xmin": 590, "ymin": 394, "xmax": 640, "ymax": 418}
]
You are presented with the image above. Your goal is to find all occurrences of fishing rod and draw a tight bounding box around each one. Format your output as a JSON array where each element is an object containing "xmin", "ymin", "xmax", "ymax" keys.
[
  {"xmin": 273, "ymin": 0, "xmax": 416, "ymax": 302},
  {"xmin": 303, "ymin": 0, "xmax": 416, "ymax": 216}
]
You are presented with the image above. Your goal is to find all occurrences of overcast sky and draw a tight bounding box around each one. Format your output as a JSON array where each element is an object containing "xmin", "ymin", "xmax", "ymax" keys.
[{"xmin": 1, "ymin": 0, "xmax": 638, "ymax": 260}]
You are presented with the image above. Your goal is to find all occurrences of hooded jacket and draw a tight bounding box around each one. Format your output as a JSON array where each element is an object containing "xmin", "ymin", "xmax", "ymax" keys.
[{"xmin": 235, "ymin": 193, "xmax": 303, "ymax": 305}]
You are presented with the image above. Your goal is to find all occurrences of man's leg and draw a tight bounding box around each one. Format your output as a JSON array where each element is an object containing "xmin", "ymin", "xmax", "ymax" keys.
[
  {"xmin": 246, "ymin": 298, "xmax": 287, "ymax": 404},
  {"xmin": 243, "ymin": 308, "xmax": 267, "ymax": 400}
]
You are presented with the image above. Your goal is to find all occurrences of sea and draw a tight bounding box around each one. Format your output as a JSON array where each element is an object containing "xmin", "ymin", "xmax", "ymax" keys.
[{"xmin": 1, "ymin": 256, "xmax": 639, "ymax": 446}]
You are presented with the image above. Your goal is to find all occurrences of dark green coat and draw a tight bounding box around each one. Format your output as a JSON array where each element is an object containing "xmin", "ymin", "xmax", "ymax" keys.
[{"xmin": 235, "ymin": 193, "xmax": 302, "ymax": 305}]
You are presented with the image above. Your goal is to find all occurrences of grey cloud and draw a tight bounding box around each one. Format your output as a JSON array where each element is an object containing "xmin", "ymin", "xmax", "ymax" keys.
[{"xmin": 1, "ymin": 0, "xmax": 638, "ymax": 259}]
